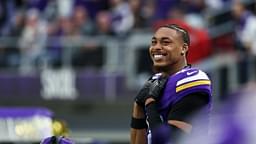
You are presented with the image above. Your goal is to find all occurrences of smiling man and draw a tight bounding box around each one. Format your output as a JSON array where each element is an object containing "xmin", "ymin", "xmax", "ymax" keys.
[{"xmin": 130, "ymin": 24, "xmax": 212, "ymax": 144}]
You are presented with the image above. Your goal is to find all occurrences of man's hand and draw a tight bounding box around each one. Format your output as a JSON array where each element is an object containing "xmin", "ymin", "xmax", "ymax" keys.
[
  {"xmin": 135, "ymin": 76, "xmax": 168, "ymax": 107},
  {"xmin": 148, "ymin": 77, "xmax": 168, "ymax": 101},
  {"xmin": 134, "ymin": 80, "xmax": 151, "ymax": 107}
]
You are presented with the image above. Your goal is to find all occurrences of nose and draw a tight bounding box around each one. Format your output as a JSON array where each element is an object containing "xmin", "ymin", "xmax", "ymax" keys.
[{"xmin": 153, "ymin": 41, "xmax": 162, "ymax": 50}]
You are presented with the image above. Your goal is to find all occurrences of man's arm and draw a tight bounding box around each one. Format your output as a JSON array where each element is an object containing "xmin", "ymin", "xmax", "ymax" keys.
[
  {"xmin": 130, "ymin": 76, "xmax": 168, "ymax": 144},
  {"xmin": 130, "ymin": 102, "xmax": 147, "ymax": 144},
  {"xmin": 130, "ymin": 77, "xmax": 151, "ymax": 144}
]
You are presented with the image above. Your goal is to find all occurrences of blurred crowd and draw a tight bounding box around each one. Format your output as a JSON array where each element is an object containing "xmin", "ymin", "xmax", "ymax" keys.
[{"xmin": 0, "ymin": 0, "xmax": 255, "ymax": 73}]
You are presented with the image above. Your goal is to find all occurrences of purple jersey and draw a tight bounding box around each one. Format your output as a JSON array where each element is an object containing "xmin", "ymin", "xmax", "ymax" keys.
[
  {"xmin": 40, "ymin": 136, "xmax": 75, "ymax": 144},
  {"xmin": 153, "ymin": 67, "xmax": 212, "ymax": 122},
  {"xmin": 147, "ymin": 67, "xmax": 212, "ymax": 144}
]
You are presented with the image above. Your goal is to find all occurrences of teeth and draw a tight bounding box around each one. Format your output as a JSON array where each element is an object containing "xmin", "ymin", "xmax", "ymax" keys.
[{"xmin": 154, "ymin": 54, "xmax": 164, "ymax": 60}]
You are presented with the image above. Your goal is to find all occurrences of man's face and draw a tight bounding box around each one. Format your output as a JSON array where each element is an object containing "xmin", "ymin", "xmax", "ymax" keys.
[{"xmin": 149, "ymin": 27, "xmax": 184, "ymax": 69}]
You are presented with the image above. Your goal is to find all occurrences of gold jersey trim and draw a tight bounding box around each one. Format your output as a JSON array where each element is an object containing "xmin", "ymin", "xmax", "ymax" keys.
[{"xmin": 176, "ymin": 80, "xmax": 211, "ymax": 93}]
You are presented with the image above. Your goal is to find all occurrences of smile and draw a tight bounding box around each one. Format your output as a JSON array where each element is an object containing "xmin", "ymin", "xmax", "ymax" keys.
[{"xmin": 153, "ymin": 54, "xmax": 166, "ymax": 61}]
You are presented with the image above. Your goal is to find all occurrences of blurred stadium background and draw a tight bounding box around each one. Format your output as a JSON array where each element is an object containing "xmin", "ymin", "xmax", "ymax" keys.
[{"xmin": 0, "ymin": 0, "xmax": 256, "ymax": 143}]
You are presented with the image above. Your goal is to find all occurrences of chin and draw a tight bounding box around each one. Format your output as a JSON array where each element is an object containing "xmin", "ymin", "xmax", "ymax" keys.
[
  {"xmin": 153, "ymin": 61, "xmax": 168, "ymax": 67},
  {"xmin": 153, "ymin": 64, "xmax": 170, "ymax": 73}
]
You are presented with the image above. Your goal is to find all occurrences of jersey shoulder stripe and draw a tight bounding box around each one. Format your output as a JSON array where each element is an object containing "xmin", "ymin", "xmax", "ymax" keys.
[
  {"xmin": 175, "ymin": 69, "xmax": 211, "ymax": 93},
  {"xmin": 176, "ymin": 80, "xmax": 211, "ymax": 93},
  {"xmin": 176, "ymin": 70, "xmax": 210, "ymax": 86}
]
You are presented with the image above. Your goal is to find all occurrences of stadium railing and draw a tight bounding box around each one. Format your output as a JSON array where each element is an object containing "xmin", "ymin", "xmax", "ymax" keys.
[{"xmin": 0, "ymin": 32, "xmax": 255, "ymax": 103}]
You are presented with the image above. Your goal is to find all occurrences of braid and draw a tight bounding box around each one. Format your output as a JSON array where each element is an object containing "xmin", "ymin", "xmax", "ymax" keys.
[
  {"xmin": 161, "ymin": 24, "xmax": 190, "ymax": 56},
  {"xmin": 161, "ymin": 24, "xmax": 190, "ymax": 46}
]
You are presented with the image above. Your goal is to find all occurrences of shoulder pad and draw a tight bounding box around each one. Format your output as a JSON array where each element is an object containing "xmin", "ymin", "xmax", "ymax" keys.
[{"xmin": 175, "ymin": 68, "xmax": 211, "ymax": 93}]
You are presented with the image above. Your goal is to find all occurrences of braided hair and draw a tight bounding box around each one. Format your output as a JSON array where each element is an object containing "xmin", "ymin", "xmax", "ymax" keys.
[{"xmin": 161, "ymin": 24, "xmax": 190, "ymax": 46}]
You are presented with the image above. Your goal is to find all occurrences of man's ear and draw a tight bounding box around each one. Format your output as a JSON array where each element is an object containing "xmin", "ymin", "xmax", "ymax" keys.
[
  {"xmin": 181, "ymin": 43, "xmax": 188, "ymax": 56},
  {"xmin": 182, "ymin": 43, "xmax": 189, "ymax": 53}
]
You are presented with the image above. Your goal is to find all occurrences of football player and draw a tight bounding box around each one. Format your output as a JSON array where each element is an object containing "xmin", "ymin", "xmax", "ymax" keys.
[{"xmin": 130, "ymin": 24, "xmax": 212, "ymax": 144}]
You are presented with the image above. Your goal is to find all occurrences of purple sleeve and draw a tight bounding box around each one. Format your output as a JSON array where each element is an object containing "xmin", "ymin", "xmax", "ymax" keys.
[{"xmin": 151, "ymin": 124, "xmax": 172, "ymax": 144}]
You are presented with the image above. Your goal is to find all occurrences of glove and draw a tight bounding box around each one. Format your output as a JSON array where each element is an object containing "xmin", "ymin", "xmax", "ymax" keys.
[
  {"xmin": 148, "ymin": 77, "xmax": 168, "ymax": 101},
  {"xmin": 134, "ymin": 79, "xmax": 151, "ymax": 107},
  {"xmin": 135, "ymin": 76, "xmax": 168, "ymax": 106}
]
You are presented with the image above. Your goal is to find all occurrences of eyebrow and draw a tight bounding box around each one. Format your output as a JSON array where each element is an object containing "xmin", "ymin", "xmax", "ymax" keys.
[{"xmin": 152, "ymin": 37, "xmax": 171, "ymax": 40}]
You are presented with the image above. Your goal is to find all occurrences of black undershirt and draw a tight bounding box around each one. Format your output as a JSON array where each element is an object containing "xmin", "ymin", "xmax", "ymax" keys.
[
  {"xmin": 168, "ymin": 92, "xmax": 209, "ymax": 122},
  {"xmin": 146, "ymin": 92, "xmax": 210, "ymax": 143},
  {"xmin": 167, "ymin": 92, "xmax": 210, "ymax": 142}
]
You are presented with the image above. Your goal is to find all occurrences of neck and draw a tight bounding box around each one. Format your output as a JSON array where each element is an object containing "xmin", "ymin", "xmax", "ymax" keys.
[
  {"xmin": 154, "ymin": 59, "xmax": 187, "ymax": 76},
  {"xmin": 168, "ymin": 59, "xmax": 187, "ymax": 75}
]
